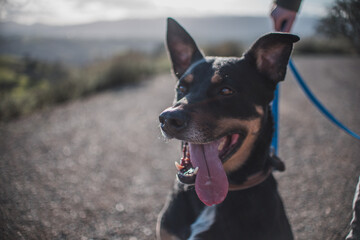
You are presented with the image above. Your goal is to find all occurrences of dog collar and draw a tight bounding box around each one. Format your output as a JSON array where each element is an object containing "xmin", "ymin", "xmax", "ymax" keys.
[{"xmin": 228, "ymin": 167, "xmax": 273, "ymax": 191}]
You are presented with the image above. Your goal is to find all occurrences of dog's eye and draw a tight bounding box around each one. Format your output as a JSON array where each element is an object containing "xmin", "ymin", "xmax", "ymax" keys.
[
  {"xmin": 177, "ymin": 85, "xmax": 187, "ymax": 94},
  {"xmin": 219, "ymin": 87, "xmax": 234, "ymax": 96}
]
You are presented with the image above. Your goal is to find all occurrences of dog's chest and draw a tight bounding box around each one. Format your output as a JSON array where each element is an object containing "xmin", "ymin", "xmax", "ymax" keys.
[{"xmin": 188, "ymin": 205, "xmax": 217, "ymax": 239}]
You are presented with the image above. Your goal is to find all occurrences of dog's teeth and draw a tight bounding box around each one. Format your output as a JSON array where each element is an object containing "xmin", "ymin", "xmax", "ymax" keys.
[
  {"xmin": 218, "ymin": 137, "xmax": 227, "ymax": 151},
  {"xmin": 175, "ymin": 161, "xmax": 184, "ymax": 171},
  {"xmin": 183, "ymin": 167, "xmax": 199, "ymax": 177}
]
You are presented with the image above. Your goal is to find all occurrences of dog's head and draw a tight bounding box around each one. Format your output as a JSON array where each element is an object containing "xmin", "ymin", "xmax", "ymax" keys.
[{"xmin": 159, "ymin": 18, "xmax": 299, "ymax": 206}]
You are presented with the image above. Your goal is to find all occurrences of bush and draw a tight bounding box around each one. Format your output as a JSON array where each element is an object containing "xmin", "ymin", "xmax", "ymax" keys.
[
  {"xmin": 0, "ymin": 52, "xmax": 166, "ymax": 121},
  {"xmin": 96, "ymin": 52, "xmax": 155, "ymax": 91},
  {"xmin": 317, "ymin": 0, "xmax": 360, "ymax": 54},
  {"xmin": 204, "ymin": 41, "xmax": 244, "ymax": 57},
  {"xmin": 294, "ymin": 37, "xmax": 355, "ymax": 55}
]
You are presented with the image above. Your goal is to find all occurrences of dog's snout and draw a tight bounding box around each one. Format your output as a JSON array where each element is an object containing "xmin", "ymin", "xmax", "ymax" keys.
[
  {"xmin": 159, "ymin": 114, "xmax": 166, "ymax": 125},
  {"xmin": 159, "ymin": 109, "xmax": 189, "ymax": 133}
]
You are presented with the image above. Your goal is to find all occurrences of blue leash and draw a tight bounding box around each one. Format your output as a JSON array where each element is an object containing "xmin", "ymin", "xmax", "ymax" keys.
[
  {"xmin": 271, "ymin": 58, "xmax": 360, "ymax": 154},
  {"xmin": 271, "ymin": 85, "xmax": 280, "ymax": 155}
]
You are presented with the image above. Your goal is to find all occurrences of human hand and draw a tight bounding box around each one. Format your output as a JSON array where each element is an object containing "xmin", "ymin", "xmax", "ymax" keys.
[{"xmin": 270, "ymin": 5, "xmax": 297, "ymax": 32}]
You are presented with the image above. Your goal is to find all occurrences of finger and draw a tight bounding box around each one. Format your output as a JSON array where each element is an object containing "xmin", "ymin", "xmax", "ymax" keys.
[
  {"xmin": 283, "ymin": 18, "xmax": 295, "ymax": 32},
  {"xmin": 274, "ymin": 17, "xmax": 285, "ymax": 31},
  {"xmin": 270, "ymin": 13, "xmax": 277, "ymax": 30},
  {"xmin": 280, "ymin": 20, "xmax": 288, "ymax": 32}
]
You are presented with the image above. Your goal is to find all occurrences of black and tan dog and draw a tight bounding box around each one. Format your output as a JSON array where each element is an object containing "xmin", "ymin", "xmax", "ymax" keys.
[{"xmin": 157, "ymin": 18, "xmax": 299, "ymax": 240}]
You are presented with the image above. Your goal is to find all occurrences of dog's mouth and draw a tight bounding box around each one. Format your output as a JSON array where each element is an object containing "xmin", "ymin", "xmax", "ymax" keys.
[{"xmin": 175, "ymin": 133, "xmax": 245, "ymax": 206}]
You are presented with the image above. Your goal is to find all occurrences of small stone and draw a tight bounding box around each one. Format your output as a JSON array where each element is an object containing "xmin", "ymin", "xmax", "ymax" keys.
[
  {"xmin": 115, "ymin": 203, "xmax": 125, "ymax": 212},
  {"xmin": 142, "ymin": 227, "xmax": 152, "ymax": 236}
]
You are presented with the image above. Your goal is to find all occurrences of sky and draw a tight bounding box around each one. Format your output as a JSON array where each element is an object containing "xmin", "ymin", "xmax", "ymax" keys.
[{"xmin": 1, "ymin": 0, "xmax": 335, "ymax": 25}]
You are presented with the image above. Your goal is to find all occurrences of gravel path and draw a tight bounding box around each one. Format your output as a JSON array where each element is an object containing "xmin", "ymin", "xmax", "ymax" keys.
[{"xmin": 0, "ymin": 56, "xmax": 359, "ymax": 240}]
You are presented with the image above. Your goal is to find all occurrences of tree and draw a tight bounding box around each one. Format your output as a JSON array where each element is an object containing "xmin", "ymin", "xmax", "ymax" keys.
[{"xmin": 317, "ymin": 0, "xmax": 360, "ymax": 53}]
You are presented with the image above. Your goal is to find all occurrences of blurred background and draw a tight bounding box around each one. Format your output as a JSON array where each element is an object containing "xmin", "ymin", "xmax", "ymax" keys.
[
  {"xmin": 0, "ymin": 0, "xmax": 358, "ymax": 121},
  {"xmin": 0, "ymin": 0, "xmax": 359, "ymax": 239}
]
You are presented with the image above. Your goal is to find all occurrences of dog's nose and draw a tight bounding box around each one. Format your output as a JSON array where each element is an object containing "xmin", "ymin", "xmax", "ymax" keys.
[{"xmin": 159, "ymin": 109, "xmax": 188, "ymax": 132}]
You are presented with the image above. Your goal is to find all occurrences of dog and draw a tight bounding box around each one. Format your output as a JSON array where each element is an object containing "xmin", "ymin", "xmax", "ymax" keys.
[{"xmin": 157, "ymin": 18, "xmax": 299, "ymax": 240}]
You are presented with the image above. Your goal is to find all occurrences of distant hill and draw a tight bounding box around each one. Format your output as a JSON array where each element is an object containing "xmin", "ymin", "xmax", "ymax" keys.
[{"xmin": 0, "ymin": 16, "xmax": 318, "ymax": 64}]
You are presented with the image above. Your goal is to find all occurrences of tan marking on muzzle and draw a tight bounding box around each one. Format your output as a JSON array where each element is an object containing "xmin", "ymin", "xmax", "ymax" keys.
[
  {"xmin": 220, "ymin": 106, "xmax": 264, "ymax": 172},
  {"xmin": 183, "ymin": 111, "xmax": 217, "ymax": 143}
]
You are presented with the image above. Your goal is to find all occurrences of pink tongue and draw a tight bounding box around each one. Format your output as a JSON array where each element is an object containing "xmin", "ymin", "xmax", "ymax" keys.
[{"xmin": 189, "ymin": 142, "xmax": 229, "ymax": 206}]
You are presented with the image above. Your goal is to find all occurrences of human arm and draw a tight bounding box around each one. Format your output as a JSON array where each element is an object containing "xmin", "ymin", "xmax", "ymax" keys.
[{"xmin": 270, "ymin": 0, "xmax": 302, "ymax": 32}]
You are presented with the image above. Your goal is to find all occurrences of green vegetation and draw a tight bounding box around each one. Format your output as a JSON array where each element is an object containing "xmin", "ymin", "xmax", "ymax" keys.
[
  {"xmin": 0, "ymin": 41, "xmax": 246, "ymax": 122},
  {"xmin": 204, "ymin": 41, "xmax": 244, "ymax": 57},
  {"xmin": 294, "ymin": 37, "xmax": 356, "ymax": 55},
  {"xmin": 317, "ymin": 0, "xmax": 360, "ymax": 54},
  {"xmin": 203, "ymin": 39, "xmax": 356, "ymax": 56},
  {"xmin": 0, "ymin": 52, "xmax": 169, "ymax": 121},
  {"xmin": 0, "ymin": 29, "xmax": 356, "ymax": 122}
]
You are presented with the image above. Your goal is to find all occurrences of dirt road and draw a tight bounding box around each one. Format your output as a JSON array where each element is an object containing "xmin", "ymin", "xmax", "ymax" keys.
[{"xmin": 1, "ymin": 56, "xmax": 359, "ymax": 240}]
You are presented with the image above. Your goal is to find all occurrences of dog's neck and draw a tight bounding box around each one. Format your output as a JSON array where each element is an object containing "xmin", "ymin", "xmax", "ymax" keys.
[
  {"xmin": 226, "ymin": 106, "xmax": 274, "ymax": 185},
  {"xmin": 228, "ymin": 166, "xmax": 273, "ymax": 191}
]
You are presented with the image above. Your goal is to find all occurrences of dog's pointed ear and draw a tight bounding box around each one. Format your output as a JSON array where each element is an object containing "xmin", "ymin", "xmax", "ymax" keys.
[
  {"xmin": 166, "ymin": 18, "xmax": 204, "ymax": 78},
  {"xmin": 245, "ymin": 33, "xmax": 299, "ymax": 83}
]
